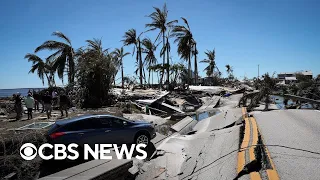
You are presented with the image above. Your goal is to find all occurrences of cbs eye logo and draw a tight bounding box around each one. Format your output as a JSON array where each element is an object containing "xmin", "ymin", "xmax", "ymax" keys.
[{"xmin": 20, "ymin": 143, "xmax": 37, "ymax": 160}]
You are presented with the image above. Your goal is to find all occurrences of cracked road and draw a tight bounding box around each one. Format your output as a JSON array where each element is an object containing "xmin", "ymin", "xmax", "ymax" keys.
[{"xmin": 254, "ymin": 109, "xmax": 320, "ymax": 180}]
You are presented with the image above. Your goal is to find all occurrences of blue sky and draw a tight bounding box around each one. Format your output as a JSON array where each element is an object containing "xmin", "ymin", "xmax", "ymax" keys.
[{"xmin": 0, "ymin": 0, "xmax": 319, "ymax": 89}]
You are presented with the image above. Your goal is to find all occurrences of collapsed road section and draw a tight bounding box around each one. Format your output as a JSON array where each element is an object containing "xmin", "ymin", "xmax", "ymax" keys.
[{"xmin": 134, "ymin": 108, "xmax": 243, "ymax": 180}]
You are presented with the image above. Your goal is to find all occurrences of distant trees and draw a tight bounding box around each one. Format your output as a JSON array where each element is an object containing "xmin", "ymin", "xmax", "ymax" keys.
[
  {"xmin": 200, "ymin": 49, "xmax": 220, "ymax": 77},
  {"xmin": 122, "ymin": 29, "xmax": 144, "ymax": 86},
  {"xmin": 225, "ymin": 64, "xmax": 234, "ymax": 80},
  {"xmin": 112, "ymin": 47, "xmax": 130, "ymax": 89},
  {"xmin": 246, "ymin": 73, "xmax": 277, "ymax": 111},
  {"xmin": 142, "ymin": 38, "xmax": 157, "ymax": 86}
]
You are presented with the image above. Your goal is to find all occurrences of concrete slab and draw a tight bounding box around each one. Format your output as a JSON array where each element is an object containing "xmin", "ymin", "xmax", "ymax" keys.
[
  {"xmin": 123, "ymin": 114, "xmax": 167, "ymax": 125},
  {"xmin": 136, "ymin": 126, "xmax": 241, "ymax": 180},
  {"xmin": 151, "ymin": 132, "xmax": 167, "ymax": 145},
  {"xmin": 135, "ymin": 92, "xmax": 170, "ymax": 105},
  {"xmin": 161, "ymin": 102, "xmax": 184, "ymax": 113},
  {"xmin": 193, "ymin": 108, "xmax": 242, "ymax": 133},
  {"xmin": 170, "ymin": 116, "xmax": 197, "ymax": 134},
  {"xmin": 189, "ymin": 86, "xmax": 224, "ymax": 94},
  {"xmin": 197, "ymin": 96, "xmax": 221, "ymax": 112}
]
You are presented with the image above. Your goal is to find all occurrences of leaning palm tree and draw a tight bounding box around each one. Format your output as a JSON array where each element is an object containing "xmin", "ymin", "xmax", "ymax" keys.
[
  {"xmin": 25, "ymin": 53, "xmax": 55, "ymax": 86},
  {"xmin": 122, "ymin": 29, "xmax": 144, "ymax": 86},
  {"xmin": 200, "ymin": 49, "xmax": 220, "ymax": 77},
  {"xmin": 172, "ymin": 17, "xmax": 195, "ymax": 84},
  {"xmin": 112, "ymin": 47, "xmax": 130, "ymax": 88},
  {"xmin": 142, "ymin": 38, "xmax": 157, "ymax": 86},
  {"xmin": 146, "ymin": 3, "xmax": 177, "ymax": 86},
  {"xmin": 35, "ymin": 31, "xmax": 75, "ymax": 84}
]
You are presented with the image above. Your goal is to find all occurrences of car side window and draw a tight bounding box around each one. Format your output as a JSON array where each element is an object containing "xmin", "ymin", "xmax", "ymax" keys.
[
  {"xmin": 110, "ymin": 117, "xmax": 125, "ymax": 128},
  {"xmin": 97, "ymin": 117, "xmax": 127, "ymax": 128},
  {"xmin": 99, "ymin": 118, "xmax": 112, "ymax": 128},
  {"xmin": 64, "ymin": 118, "xmax": 98, "ymax": 131}
]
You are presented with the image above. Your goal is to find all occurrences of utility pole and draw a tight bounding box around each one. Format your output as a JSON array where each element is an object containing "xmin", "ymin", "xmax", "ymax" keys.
[{"xmin": 258, "ymin": 64, "xmax": 260, "ymax": 79}]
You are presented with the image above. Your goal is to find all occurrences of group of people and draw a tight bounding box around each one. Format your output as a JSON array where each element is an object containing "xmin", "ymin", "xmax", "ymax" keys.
[{"xmin": 13, "ymin": 90, "xmax": 71, "ymax": 120}]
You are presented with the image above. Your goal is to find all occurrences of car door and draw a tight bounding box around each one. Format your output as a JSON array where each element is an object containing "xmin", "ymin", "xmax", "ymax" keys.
[
  {"xmin": 66, "ymin": 118, "xmax": 103, "ymax": 148},
  {"xmin": 96, "ymin": 116, "xmax": 132, "ymax": 145}
]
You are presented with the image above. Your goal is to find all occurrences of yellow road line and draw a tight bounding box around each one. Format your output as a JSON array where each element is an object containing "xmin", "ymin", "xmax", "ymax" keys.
[
  {"xmin": 237, "ymin": 117, "xmax": 250, "ymax": 173},
  {"xmin": 237, "ymin": 151, "xmax": 246, "ymax": 173},
  {"xmin": 249, "ymin": 117, "xmax": 259, "ymax": 162},
  {"xmin": 242, "ymin": 107, "xmax": 247, "ymax": 119},
  {"xmin": 249, "ymin": 117, "xmax": 262, "ymax": 180},
  {"xmin": 250, "ymin": 172, "xmax": 262, "ymax": 180},
  {"xmin": 256, "ymin": 123, "xmax": 280, "ymax": 180}
]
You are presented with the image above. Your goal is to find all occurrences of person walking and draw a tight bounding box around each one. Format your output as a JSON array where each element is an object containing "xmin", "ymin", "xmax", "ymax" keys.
[
  {"xmin": 33, "ymin": 91, "xmax": 40, "ymax": 111},
  {"xmin": 43, "ymin": 91, "xmax": 52, "ymax": 119},
  {"xmin": 24, "ymin": 93, "xmax": 35, "ymax": 120},
  {"xmin": 14, "ymin": 93, "xmax": 23, "ymax": 120},
  {"xmin": 59, "ymin": 92, "xmax": 70, "ymax": 117}
]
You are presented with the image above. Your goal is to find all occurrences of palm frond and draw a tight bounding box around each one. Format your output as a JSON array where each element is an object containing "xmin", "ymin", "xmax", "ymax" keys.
[
  {"xmin": 34, "ymin": 40, "xmax": 66, "ymax": 52},
  {"xmin": 52, "ymin": 31, "xmax": 72, "ymax": 45}
]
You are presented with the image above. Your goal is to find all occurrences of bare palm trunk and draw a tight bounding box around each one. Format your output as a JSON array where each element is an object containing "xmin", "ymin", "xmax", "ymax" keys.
[
  {"xmin": 45, "ymin": 73, "xmax": 51, "ymax": 87},
  {"xmin": 194, "ymin": 44, "xmax": 198, "ymax": 85},
  {"xmin": 68, "ymin": 54, "xmax": 75, "ymax": 84},
  {"xmin": 148, "ymin": 69, "xmax": 151, "ymax": 87},
  {"xmin": 120, "ymin": 59, "xmax": 124, "ymax": 88},
  {"xmin": 215, "ymin": 65, "xmax": 221, "ymax": 76},
  {"xmin": 188, "ymin": 56, "xmax": 191, "ymax": 85},
  {"xmin": 52, "ymin": 73, "xmax": 56, "ymax": 87},
  {"xmin": 166, "ymin": 37, "xmax": 170, "ymax": 89},
  {"xmin": 143, "ymin": 67, "xmax": 147, "ymax": 84},
  {"xmin": 138, "ymin": 41, "xmax": 143, "ymax": 86},
  {"xmin": 160, "ymin": 32, "xmax": 166, "ymax": 88}
]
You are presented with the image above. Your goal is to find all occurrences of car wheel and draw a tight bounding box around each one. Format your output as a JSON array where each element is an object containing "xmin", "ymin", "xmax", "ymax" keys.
[{"xmin": 135, "ymin": 133, "xmax": 150, "ymax": 146}]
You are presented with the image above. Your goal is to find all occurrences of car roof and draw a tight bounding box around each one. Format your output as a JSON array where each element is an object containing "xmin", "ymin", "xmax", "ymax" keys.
[{"xmin": 55, "ymin": 114, "xmax": 122, "ymax": 125}]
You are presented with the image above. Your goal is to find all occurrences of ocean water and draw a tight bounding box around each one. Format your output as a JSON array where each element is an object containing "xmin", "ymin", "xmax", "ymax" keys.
[
  {"xmin": 272, "ymin": 95, "xmax": 313, "ymax": 109},
  {"xmin": 0, "ymin": 88, "xmax": 44, "ymax": 97}
]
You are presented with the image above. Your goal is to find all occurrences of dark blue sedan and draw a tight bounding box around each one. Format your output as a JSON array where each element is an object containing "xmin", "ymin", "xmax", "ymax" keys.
[{"xmin": 47, "ymin": 114, "xmax": 156, "ymax": 147}]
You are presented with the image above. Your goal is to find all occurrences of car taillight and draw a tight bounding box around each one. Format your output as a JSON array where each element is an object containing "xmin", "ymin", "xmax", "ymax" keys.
[{"xmin": 50, "ymin": 132, "xmax": 65, "ymax": 139}]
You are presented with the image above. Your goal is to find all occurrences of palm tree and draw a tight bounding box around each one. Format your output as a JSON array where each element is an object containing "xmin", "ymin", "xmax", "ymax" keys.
[
  {"xmin": 142, "ymin": 38, "xmax": 157, "ymax": 86},
  {"xmin": 226, "ymin": 64, "xmax": 233, "ymax": 79},
  {"xmin": 170, "ymin": 63, "xmax": 185, "ymax": 83},
  {"xmin": 112, "ymin": 47, "xmax": 130, "ymax": 88},
  {"xmin": 193, "ymin": 41, "xmax": 198, "ymax": 84},
  {"xmin": 25, "ymin": 53, "xmax": 55, "ymax": 86},
  {"xmin": 46, "ymin": 59, "xmax": 56, "ymax": 87},
  {"xmin": 35, "ymin": 31, "xmax": 75, "ymax": 84},
  {"xmin": 247, "ymin": 73, "xmax": 277, "ymax": 111},
  {"xmin": 200, "ymin": 49, "xmax": 220, "ymax": 77},
  {"xmin": 76, "ymin": 38, "xmax": 117, "ymax": 107},
  {"xmin": 172, "ymin": 17, "xmax": 195, "ymax": 84},
  {"xmin": 146, "ymin": 3, "xmax": 177, "ymax": 87},
  {"xmin": 122, "ymin": 29, "xmax": 144, "ymax": 86}
]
